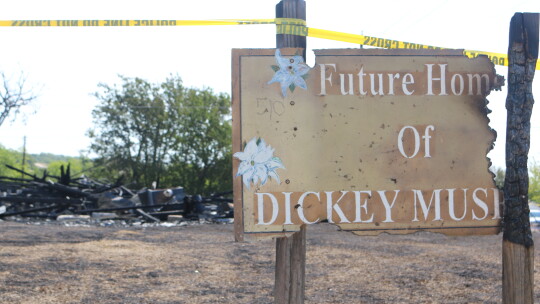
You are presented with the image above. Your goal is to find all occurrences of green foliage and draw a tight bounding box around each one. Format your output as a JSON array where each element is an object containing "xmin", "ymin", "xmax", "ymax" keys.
[
  {"xmin": 88, "ymin": 75, "xmax": 232, "ymax": 194},
  {"xmin": 492, "ymin": 167, "xmax": 505, "ymax": 189},
  {"xmin": 31, "ymin": 152, "xmax": 73, "ymax": 164},
  {"xmin": 0, "ymin": 145, "xmax": 95, "ymax": 181},
  {"xmin": 0, "ymin": 145, "xmax": 22, "ymax": 178},
  {"xmin": 529, "ymin": 160, "xmax": 540, "ymax": 203},
  {"xmin": 493, "ymin": 162, "xmax": 540, "ymax": 204},
  {"xmin": 160, "ymin": 83, "xmax": 232, "ymax": 194},
  {"xmin": 45, "ymin": 157, "xmax": 94, "ymax": 178},
  {"xmin": 0, "ymin": 145, "xmax": 39, "ymax": 178}
]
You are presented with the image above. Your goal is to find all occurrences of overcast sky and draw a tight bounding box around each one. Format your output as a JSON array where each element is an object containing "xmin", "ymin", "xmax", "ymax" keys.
[{"xmin": 0, "ymin": 0, "xmax": 538, "ymax": 169}]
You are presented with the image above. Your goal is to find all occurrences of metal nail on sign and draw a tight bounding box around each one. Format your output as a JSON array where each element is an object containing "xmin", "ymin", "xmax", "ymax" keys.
[{"xmin": 232, "ymin": 48, "xmax": 503, "ymax": 241}]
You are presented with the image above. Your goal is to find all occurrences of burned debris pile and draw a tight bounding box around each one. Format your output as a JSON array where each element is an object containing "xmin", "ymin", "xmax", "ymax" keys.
[{"xmin": 0, "ymin": 164, "xmax": 233, "ymax": 224}]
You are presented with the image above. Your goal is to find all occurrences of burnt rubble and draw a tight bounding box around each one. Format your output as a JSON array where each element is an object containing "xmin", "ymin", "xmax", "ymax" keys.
[{"xmin": 0, "ymin": 164, "xmax": 233, "ymax": 225}]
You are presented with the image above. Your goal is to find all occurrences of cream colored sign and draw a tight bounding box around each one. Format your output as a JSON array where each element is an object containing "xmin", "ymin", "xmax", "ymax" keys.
[{"xmin": 232, "ymin": 48, "xmax": 502, "ymax": 241}]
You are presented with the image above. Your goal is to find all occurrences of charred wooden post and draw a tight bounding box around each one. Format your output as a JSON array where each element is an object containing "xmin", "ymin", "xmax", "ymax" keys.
[
  {"xmin": 275, "ymin": 1, "xmax": 307, "ymax": 303},
  {"xmin": 502, "ymin": 12, "xmax": 538, "ymax": 304},
  {"xmin": 59, "ymin": 164, "xmax": 72, "ymax": 186}
]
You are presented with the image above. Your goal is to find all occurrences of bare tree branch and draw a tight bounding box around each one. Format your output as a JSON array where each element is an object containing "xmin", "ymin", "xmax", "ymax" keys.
[{"xmin": 0, "ymin": 71, "xmax": 37, "ymax": 127}]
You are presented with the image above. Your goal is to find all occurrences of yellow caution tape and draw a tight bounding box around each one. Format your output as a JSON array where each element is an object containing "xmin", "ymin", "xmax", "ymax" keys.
[
  {"xmin": 1, "ymin": 18, "xmax": 536, "ymax": 70},
  {"xmin": 285, "ymin": 25, "xmax": 540, "ymax": 70},
  {"xmin": 0, "ymin": 18, "xmax": 305, "ymax": 27}
]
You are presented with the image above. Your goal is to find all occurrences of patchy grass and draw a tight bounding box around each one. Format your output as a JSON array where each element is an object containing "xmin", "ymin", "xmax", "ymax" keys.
[{"xmin": 0, "ymin": 221, "xmax": 539, "ymax": 303}]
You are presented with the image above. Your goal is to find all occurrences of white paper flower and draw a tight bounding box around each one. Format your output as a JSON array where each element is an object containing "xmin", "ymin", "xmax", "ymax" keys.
[
  {"xmin": 267, "ymin": 49, "xmax": 310, "ymax": 97},
  {"xmin": 234, "ymin": 137, "xmax": 285, "ymax": 189}
]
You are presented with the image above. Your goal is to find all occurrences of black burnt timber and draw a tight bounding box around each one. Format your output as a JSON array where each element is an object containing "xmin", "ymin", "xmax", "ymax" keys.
[
  {"xmin": 135, "ymin": 208, "xmax": 160, "ymax": 222},
  {"xmin": 0, "ymin": 161, "xmax": 233, "ymax": 220},
  {"xmin": 147, "ymin": 210, "xmax": 184, "ymax": 217},
  {"xmin": 71, "ymin": 203, "xmax": 184, "ymax": 214},
  {"xmin": 91, "ymin": 184, "xmax": 126, "ymax": 194},
  {"xmin": 502, "ymin": 12, "xmax": 538, "ymax": 304},
  {"xmin": 0, "ymin": 204, "xmax": 59, "ymax": 217},
  {"xmin": 45, "ymin": 182, "xmax": 96, "ymax": 200},
  {"xmin": 210, "ymin": 190, "xmax": 233, "ymax": 197},
  {"xmin": 5, "ymin": 164, "xmax": 41, "ymax": 181},
  {"xmin": 503, "ymin": 12, "xmax": 538, "ymax": 247},
  {"xmin": 64, "ymin": 179, "xmax": 94, "ymax": 189},
  {"xmin": 0, "ymin": 176, "xmax": 35, "ymax": 183},
  {"xmin": 0, "ymin": 197, "xmax": 83, "ymax": 204},
  {"xmin": 59, "ymin": 164, "xmax": 71, "ymax": 185},
  {"xmin": 205, "ymin": 197, "xmax": 233, "ymax": 203},
  {"xmin": 14, "ymin": 213, "xmax": 51, "ymax": 218},
  {"xmin": 120, "ymin": 186, "xmax": 136, "ymax": 197}
]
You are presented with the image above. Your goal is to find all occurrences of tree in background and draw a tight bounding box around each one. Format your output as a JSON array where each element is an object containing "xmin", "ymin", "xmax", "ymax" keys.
[
  {"xmin": 492, "ymin": 162, "xmax": 540, "ymax": 204},
  {"xmin": 0, "ymin": 72, "xmax": 37, "ymax": 128},
  {"xmin": 529, "ymin": 160, "xmax": 540, "ymax": 204},
  {"xmin": 0, "ymin": 145, "xmax": 24, "ymax": 178},
  {"xmin": 493, "ymin": 167, "xmax": 505, "ymax": 189},
  {"xmin": 88, "ymin": 75, "xmax": 232, "ymax": 194},
  {"xmin": 161, "ymin": 84, "xmax": 232, "ymax": 195},
  {"xmin": 0, "ymin": 145, "xmax": 39, "ymax": 178}
]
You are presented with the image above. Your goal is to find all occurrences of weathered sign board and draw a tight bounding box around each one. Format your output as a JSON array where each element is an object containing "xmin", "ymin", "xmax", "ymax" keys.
[{"xmin": 232, "ymin": 48, "xmax": 502, "ymax": 241}]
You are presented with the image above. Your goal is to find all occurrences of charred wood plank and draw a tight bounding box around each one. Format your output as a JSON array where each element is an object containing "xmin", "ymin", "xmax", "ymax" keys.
[
  {"xmin": 45, "ymin": 182, "xmax": 96, "ymax": 200},
  {"xmin": 135, "ymin": 208, "xmax": 160, "ymax": 222},
  {"xmin": 0, "ymin": 176, "xmax": 35, "ymax": 183},
  {"xmin": 5, "ymin": 164, "xmax": 39, "ymax": 181},
  {"xmin": 0, "ymin": 204, "xmax": 58, "ymax": 217},
  {"xmin": 210, "ymin": 190, "xmax": 233, "ymax": 197},
  {"xmin": 120, "ymin": 186, "xmax": 136, "ymax": 197},
  {"xmin": 204, "ymin": 197, "xmax": 233, "ymax": 203},
  {"xmin": 72, "ymin": 203, "xmax": 184, "ymax": 214},
  {"xmin": 0, "ymin": 197, "xmax": 83, "ymax": 204},
  {"xmin": 147, "ymin": 210, "xmax": 184, "ymax": 216}
]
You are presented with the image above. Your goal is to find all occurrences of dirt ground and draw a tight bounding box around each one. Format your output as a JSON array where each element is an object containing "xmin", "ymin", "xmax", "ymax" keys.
[{"xmin": 1, "ymin": 220, "xmax": 539, "ymax": 304}]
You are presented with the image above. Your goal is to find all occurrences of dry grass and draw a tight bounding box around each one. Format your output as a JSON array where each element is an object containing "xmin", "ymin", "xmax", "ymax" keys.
[{"xmin": 1, "ymin": 221, "xmax": 539, "ymax": 303}]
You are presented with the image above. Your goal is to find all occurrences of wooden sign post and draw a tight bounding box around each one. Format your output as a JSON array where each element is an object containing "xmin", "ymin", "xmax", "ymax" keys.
[
  {"xmin": 232, "ymin": 47, "xmax": 504, "ymax": 300},
  {"xmin": 502, "ymin": 12, "xmax": 538, "ymax": 304},
  {"xmin": 274, "ymin": 1, "xmax": 306, "ymax": 303}
]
